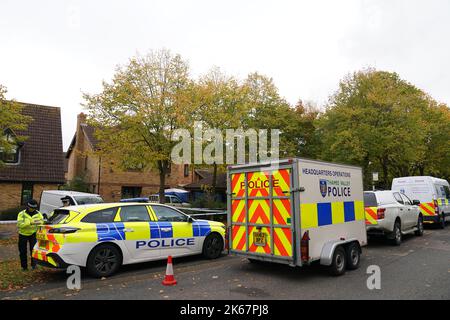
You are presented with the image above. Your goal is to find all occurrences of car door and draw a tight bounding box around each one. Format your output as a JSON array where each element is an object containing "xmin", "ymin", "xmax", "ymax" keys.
[
  {"xmin": 393, "ymin": 192, "xmax": 409, "ymax": 229},
  {"xmin": 118, "ymin": 205, "xmax": 160, "ymax": 261},
  {"xmin": 149, "ymin": 205, "xmax": 201, "ymax": 257},
  {"xmin": 400, "ymin": 194, "xmax": 417, "ymax": 228}
]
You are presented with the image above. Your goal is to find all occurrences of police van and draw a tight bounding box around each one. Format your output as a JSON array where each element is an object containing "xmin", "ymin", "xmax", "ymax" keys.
[
  {"xmin": 392, "ymin": 176, "xmax": 450, "ymax": 228},
  {"xmin": 227, "ymin": 158, "xmax": 367, "ymax": 276},
  {"xmin": 32, "ymin": 203, "xmax": 226, "ymax": 277}
]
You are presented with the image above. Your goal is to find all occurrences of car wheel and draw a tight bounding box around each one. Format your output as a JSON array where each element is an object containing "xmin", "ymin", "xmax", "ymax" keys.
[
  {"xmin": 328, "ymin": 246, "xmax": 346, "ymax": 276},
  {"xmin": 415, "ymin": 216, "xmax": 424, "ymax": 236},
  {"xmin": 87, "ymin": 244, "xmax": 122, "ymax": 278},
  {"xmin": 345, "ymin": 242, "xmax": 360, "ymax": 270},
  {"xmin": 391, "ymin": 221, "xmax": 402, "ymax": 246},
  {"xmin": 202, "ymin": 233, "xmax": 224, "ymax": 259}
]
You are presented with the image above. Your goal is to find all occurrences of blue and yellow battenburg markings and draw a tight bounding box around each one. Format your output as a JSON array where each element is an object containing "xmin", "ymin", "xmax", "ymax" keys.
[
  {"xmin": 94, "ymin": 221, "xmax": 212, "ymax": 242},
  {"xmin": 437, "ymin": 198, "xmax": 449, "ymax": 206},
  {"xmin": 300, "ymin": 201, "xmax": 365, "ymax": 229}
]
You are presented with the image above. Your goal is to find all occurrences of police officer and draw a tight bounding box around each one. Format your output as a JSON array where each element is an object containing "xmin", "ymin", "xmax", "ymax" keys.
[
  {"xmin": 17, "ymin": 199, "xmax": 44, "ymax": 271},
  {"xmin": 61, "ymin": 196, "xmax": 72, "ymax": 207}
]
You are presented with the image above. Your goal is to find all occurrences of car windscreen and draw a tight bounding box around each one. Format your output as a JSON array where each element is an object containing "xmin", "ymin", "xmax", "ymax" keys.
[
  {"xmin": 363, "ymin": 192, "xmax": 378, "ymax": 207},
  {"xmin": 74, "ymin": 196, "xmax": 104, "ymax": 205}
]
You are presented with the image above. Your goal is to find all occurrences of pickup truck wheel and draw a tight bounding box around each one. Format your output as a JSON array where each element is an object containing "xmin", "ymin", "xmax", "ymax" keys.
[
  {"xmin": 328, "ymin": 246, "xmax": 346, "ymax": 276},
  {"xmin": 415, "ymin": 216, "xmax": 424, "ymax": 236},
  {"xmin": 345, "ymin": 243, "xmax": 360, "ymax": 270},
  {"xmin": 391, "ymin": 221, "xmax": 402, "ymax": 246}
]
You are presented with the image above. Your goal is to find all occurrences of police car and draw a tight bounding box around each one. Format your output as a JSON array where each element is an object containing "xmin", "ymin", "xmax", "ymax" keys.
[{"xmin": 32, "ymin": 203, "xmax": 226, "ymax": 277}]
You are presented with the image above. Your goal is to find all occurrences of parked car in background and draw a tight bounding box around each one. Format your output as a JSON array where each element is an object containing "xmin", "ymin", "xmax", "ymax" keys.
[
  {"xmin": 148, "ymin": 194, "xmax": 191, "ymax": 207},
  {"xmin": 364, "ymin": 191, "xmax": 423, "ymax": 245},
  {"xmin": 39, "ymin": 190, "xmax": 104, "ymax": 218},
  {"xmin": 392, "ymin": 176, "xmax": 450, "ymax": 228}
]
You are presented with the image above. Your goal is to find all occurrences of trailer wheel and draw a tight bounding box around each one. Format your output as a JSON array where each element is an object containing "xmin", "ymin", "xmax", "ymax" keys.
[
  {"xmin": 328, "ymin": 246, "xmax": 346, "ymax": 276},
  {"xmin": 345, "ymin": 242, "xmax": 360, "ymax": 270}
]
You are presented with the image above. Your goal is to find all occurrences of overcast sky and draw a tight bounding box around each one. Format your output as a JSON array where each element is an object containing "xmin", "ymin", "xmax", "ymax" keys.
[{"xmin": 1, "ymin": 0, "xmax": 449, "ymax": 150}]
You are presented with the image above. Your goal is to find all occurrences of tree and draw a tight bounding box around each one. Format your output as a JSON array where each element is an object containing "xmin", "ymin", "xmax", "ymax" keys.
[
  {"xmin": 242, "ymin": 73, "xmax": 319, "ymax": 159},
  {"xmin": 317, "ymin": 69, "xmax": 430, "ymax": 189},
  {"xmin": 0, "ymin": 85, "xmax": 32, "ymax": 167},
  {"xmin": 83, "ymin": 49, "xmax": 195, "ymax": 203},
  {"xmin": 192, "ymin": 67, "xmax": 248, "ymax": 197}
]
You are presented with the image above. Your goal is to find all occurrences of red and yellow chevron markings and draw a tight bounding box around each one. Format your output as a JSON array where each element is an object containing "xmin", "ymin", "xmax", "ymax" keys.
[
  {"xmin": 365, "ymin": 207, "xmax": 378, "ymax": 225},
  {"xmin": 231, "ymin": 200, "xmax": 246, "ymax": 223},
  {"xmin": 420, "ymin": 202, "xmax": 436, "ymax": 216},
  {"xmin": 231, "ymin": 225, "xmax": 247, "ymax": 251},
  {"xmin": 231, "ymin": 173, "xmax": 245, "ymax": 198},
  {"xmin": 248, "ymin": 199, "xmax": 271, "ymax": 224},
  {"xmin": 247, "ymin": 171, "xmax": 270, "ymax": 197},
  {"xmin": 273, "ymin": 227, "xmax": 292, "ymax": 257},
  {"xmin": 272, "ymin": 169, "xmax": 291, "ymax": 197},
  {"xmin": 273, "ymin": 199, "xmax": 291, "ymax": 226}
]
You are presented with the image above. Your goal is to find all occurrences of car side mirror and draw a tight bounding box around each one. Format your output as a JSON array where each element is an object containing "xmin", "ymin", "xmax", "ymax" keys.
[
  {"xmin": 412, "ymin": 200, "xmax": 421, "ymax": 206},
  {"xmin": 187, "ymin": 216, "xmax": 193, "ymax": 223}
]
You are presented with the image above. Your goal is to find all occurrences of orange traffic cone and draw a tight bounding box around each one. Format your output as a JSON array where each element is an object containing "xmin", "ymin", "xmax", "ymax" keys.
[{"xmin": 162, "ymin": 256, "xmax": 177, "ymax": 286}]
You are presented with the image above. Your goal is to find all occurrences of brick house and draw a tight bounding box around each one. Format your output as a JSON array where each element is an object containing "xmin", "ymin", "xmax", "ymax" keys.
[
  {"xmin": 65, "ymin": 113, "xmax": 194, "ymax": 202},
  {"xmin": 0, "ymin": 103, "xmax": 65, "ymax": 212}
]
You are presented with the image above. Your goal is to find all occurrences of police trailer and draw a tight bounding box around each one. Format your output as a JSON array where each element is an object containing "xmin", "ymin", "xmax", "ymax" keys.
[{"xmin": 227, "ymin": 158, "xmax": 367, "ymax": 276}]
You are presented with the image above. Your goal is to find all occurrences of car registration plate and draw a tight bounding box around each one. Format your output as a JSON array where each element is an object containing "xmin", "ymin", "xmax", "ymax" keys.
[{"xmin": 253, "ymin": 231, "xmax": 267, "ymax": 246}]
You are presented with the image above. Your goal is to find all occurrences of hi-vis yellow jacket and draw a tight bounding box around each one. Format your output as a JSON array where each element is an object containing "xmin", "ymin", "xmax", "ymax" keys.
[{"xmin": 17, "ymin": 210, "xmax": 44, "ymax": 236}]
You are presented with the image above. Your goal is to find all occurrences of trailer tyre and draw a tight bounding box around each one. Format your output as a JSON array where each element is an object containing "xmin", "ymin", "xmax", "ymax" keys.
[
  {"xmin": 328, "ymin": 246, "xmax": 346, "ymax": 276},
  {"xmin": 345, "ymin": 242, "xmax": 360, "ymax": 270}
]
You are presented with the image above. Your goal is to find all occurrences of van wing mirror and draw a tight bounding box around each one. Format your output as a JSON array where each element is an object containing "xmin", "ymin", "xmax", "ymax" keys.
[{"xmin": 412, "ymin": 200, "xmax": 421, "ymax": 206}]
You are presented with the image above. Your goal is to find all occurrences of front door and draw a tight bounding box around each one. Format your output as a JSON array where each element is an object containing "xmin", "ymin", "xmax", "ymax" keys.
[{"xmin": 118, "ymin": 205, "xmax": 160, "ymax": 261}]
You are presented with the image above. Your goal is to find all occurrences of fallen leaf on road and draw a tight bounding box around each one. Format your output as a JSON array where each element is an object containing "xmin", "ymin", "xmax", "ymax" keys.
[
  {"xmin": 163, "ymin": 296, "xmax": 169, "ymax": 299},
  {"xmin": 159, "ymin": 290, "xmax": 164, "ymax": 294},
  {"xmin": 212, "ymin": 276, "xmax": 218, "ymax": 279},
  {"xmin": 101, "ymin": 277, "xmax": 106, "ymax": 280}
]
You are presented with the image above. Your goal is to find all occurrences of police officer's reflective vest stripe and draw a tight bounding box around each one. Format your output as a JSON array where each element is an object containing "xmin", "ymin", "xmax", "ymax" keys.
[{"xmin": 17, "ymin": 210, "xmax": 44, "ymax": 236}]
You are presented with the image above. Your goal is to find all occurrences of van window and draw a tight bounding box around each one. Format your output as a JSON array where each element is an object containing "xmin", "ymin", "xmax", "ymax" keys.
[
  {"xmin": 82, "ymin": 208, "xmax": 118, "ymax": 223},
  {"xmin": 444, "ymin": 186, "xmax": 450, "ymax": 199},
  {"xmin": 74, "ymin": 196, "xmax": 104, "ymax": 205},
  {"xmin": 363, "ymin": 192, "xmax": 378, "ymax": 207}
]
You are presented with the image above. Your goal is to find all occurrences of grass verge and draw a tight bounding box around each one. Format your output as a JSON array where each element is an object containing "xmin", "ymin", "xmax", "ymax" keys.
[{"xmin": 0, "ymin": 260, "xmax": 61, "ymax": 291}]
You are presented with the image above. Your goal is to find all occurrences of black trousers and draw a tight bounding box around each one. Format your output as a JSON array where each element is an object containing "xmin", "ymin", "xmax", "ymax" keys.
[{"xmin": 18, "ymin": 233, "xmax": 37, "ymax": 269}]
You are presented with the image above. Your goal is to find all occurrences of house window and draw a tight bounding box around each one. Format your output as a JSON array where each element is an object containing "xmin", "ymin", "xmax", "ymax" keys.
[
  {"xmin": 0, "ymin": 131, "xmax": 20, "ymax": 164},
  {"xmin": 21, "ymin": 183, "xmax": 34, "ymax": 205},
  {"xmin": 184, "ymin": 164, "xmax": 189, "ymax": 177},
  {"xmin": 121, "ymin": 186, "xmax": 142, "ymax": 199}
]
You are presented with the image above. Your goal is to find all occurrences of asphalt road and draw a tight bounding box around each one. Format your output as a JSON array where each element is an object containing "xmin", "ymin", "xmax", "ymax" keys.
[{"xmin": 1, "ymin": 225, "xmax": 450, "ymax": 300}]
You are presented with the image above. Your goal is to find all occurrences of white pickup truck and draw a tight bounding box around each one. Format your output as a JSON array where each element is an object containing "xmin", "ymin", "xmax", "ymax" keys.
[{"xmin": 364, "ymin": 191, "xmax": 423, "ymax": 245}]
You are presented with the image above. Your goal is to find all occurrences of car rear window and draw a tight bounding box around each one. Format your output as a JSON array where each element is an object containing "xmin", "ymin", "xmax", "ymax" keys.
[
  {"xmin": 81, "ymin": 208, "xmax": 118, "ymax": 223},
  {"xmin": 48, "ymin": 209, "xmax": 76, "ymax": 224},
  {"xmin": 363, "ymin": 192, "xmax": 378, "ymax": 207}
]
